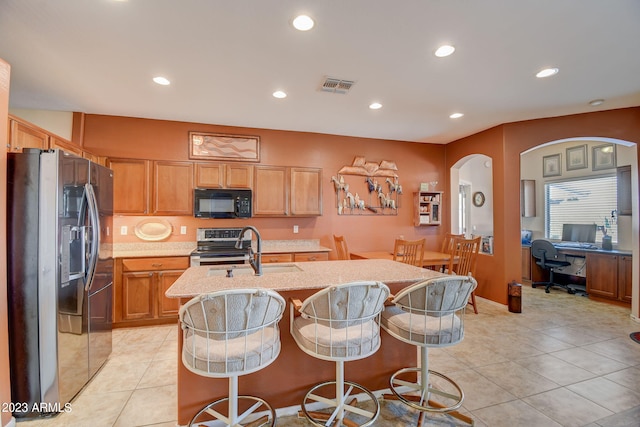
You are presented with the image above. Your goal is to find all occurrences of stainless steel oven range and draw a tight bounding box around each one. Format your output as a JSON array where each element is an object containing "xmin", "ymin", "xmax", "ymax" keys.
[{"xmin": 190, "ymin": 227, "xmax": 252, "ymax": 267}]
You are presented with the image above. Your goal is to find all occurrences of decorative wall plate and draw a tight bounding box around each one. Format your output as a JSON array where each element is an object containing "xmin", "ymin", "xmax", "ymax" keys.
[{"xmin": 134, "ymin": 218, "xmax": 172, "ymax": 241}]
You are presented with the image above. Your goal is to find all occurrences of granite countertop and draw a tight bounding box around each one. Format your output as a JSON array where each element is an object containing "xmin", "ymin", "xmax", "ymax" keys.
[
  {"xmin": 112, "ymin": 239, "xmax": 332, "ymax": 258},
  {"xmin": 165, "ymin": 259, "xmax": 444, "ymax": 298}
]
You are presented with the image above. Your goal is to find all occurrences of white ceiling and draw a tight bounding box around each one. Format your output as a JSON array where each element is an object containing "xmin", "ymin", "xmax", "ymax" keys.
[{"xmin": 1, "ymin": 0, "xmax": 639, "ymax": 144}]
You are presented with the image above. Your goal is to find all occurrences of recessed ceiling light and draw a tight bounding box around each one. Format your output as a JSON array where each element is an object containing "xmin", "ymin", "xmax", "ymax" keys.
[
  {"xmin": 273, "ymin": 90, "xmax": 287, "ymax": 99},
  {"xmin": 435, "ymin": 45, "xmax": 455, "ymax": 57},
  {"xmin": 369, "ymin": 102, "xmax": 382, "ymax": 110},
  {"xmin": 536, "ymin": 68, "xmax": 559, "ymax": 78},
  {"xmin": 153, "ymin": 76, "xmax": 170, "ymax": 85},
  {"xmin": 293, "ymin": 15, "xmax": 314, "ymax": 31},
  {"xmin": 449, "ymin": 112, "xmax": 464, "ymax": 119},
  {"xmin": 589, "ymin": 99, "xmax": 605, "ymax": 106}
]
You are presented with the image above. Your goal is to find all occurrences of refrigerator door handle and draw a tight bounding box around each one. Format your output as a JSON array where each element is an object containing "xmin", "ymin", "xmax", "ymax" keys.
[{"xmin": 84, "ymin": 183, "xmax": 100, "ymax": 292}]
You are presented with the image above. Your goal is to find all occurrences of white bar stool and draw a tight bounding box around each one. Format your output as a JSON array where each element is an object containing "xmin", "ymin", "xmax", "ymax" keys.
[
  {"xmin": 289, "ymin": 281, "xmax": 390, "ymax": 427},
  {"xmin": 179, "ymin": 288, "xmax": 285, "ymax": 427},
  {"xmin": 380, "ymin": 275, "xmax": 477, "ymax": 426}
]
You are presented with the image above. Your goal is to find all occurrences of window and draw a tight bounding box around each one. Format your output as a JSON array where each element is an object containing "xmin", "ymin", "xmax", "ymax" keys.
[{"xmin": 545, "ymin": 175, "xmax": 617, "ymax": 243}]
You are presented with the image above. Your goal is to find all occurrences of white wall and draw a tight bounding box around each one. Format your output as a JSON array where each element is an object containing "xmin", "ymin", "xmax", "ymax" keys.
[
  {"xmin": 459, "ymin": 155, "xmax": 493, "ymax": 237},
  {"xmin": 521, "ymin": 139, "xmax": 636, "ymax": 250},
  {"xmin": 9, "ymin": 108, "xmax": 73, "ymax": 140}
]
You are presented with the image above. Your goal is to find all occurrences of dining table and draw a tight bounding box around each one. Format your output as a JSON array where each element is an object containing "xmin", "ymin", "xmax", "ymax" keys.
[{"xmin": 350, "ymin": 250, "xmax": 453, "ymax": 269}]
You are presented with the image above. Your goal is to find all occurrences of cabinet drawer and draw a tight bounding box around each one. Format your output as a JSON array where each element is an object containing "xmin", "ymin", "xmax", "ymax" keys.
[
  {"xmin": 122, "ymin": 257, "xmax": 189, "ymax": 272},
  {"xmin": 261, "ymin": 253, "xmax": 294, "ymax": 263},
  {"xmin": 294, "ymin": 252, "xmax": 329, "ymax": 262}
]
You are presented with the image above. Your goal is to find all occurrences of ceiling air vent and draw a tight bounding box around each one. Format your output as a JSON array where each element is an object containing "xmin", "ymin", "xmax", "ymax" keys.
[{"xmin": 320, "ymin": 77, "xmax": 355, "ymax": 94}]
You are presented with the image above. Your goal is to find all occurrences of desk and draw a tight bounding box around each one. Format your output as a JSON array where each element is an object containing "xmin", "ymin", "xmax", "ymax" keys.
[
  {"xmin": 351, "ymin": 250, "xmax": 452, "ymax": 268},
  {"xmin": 524, "ymin": 244, "xmax": 632, "ymax": 304}
]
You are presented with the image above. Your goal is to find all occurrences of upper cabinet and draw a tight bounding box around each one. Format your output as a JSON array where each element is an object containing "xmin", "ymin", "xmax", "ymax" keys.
[
  {"xmin": 617, "ymin": 165, "xmax": 632, "ymax": 216},
  {"xmin": 195, "ymin": 163, "xmax": 253, "ymax": 189},
  {"xmin": 414, "ymin": 191, "xmax": 442, "ymax": 226},
  {"xmin": 254, "ymin": 165, "xmax": 322, "ymax": 217},
  {"xmin": 253, "ymin": 165, "xmax": 288, "ymax": 216},
  {"xmin": 108, "ymin": 158, "xmax": 193, "ymax": 215},
  {"xmin": 520, "ymin": 179, "xmax": 536, "ymax": 217},
  {"xmin": 8, "ymin": 117, "xmax": 49, "ymax": 152},
  {"xmin": 290, "ymin": 167, "xmax": 322, "ymax": 216}
]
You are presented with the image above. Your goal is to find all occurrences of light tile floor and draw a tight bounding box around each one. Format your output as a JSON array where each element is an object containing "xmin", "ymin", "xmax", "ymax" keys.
[{"xmin": 18, "ymin": 285, "xmax": 640, "ymax": 427}]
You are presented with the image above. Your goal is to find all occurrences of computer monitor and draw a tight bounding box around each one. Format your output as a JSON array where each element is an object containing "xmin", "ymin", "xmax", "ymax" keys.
[{"xmin": 561, "ymin": 223, "xmax": 596, "ymax": 243}]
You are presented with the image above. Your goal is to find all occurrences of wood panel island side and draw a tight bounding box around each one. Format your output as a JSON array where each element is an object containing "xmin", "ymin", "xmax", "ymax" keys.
[{"xmin": 165, "ymin": 259, "xmax": 444, "ymax": 425}]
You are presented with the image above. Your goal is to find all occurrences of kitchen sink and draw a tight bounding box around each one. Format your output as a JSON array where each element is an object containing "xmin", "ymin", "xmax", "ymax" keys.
[{"xmin": 207, "ymin": 263, "xmax": 303, "ymax": 277}]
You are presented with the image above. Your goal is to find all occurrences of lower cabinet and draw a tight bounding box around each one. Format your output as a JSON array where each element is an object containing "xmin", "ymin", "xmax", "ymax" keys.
[
  {"xmin": 114, "ymin": 256, "xmax": 188, "ymax": 327},
  {"xmin": 521, "ymin": 246, "xmax": 531, "ymax": 284},
  {"xmin": 586, "ymin": 252, "xmax": 632, "ymax": 303},
  {"xmin": 261, "ymin": 251, "xmax": 329, "ymax": 264}
]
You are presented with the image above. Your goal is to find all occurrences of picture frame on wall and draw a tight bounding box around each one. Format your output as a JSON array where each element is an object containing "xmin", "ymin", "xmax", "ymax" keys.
[
  {"xmin": 189, "ymin": 131, "xmax": 261, "ymax": 162},
  {"xmin": 542, "ymin": 153, "xmax": 561, "ymax": 177},
  {"xmin": 481, "ymin": 236, "xmax": 494, "ymax": 255},
  {"xmin": 566, "ymin": 144, "xmax": 587, "ymax": 171},
  {"xmin": 592, "ymin": 144, "xmax": 617, "ymax": 171}
]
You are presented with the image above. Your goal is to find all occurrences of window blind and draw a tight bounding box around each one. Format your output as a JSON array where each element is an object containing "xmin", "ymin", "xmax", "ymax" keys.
[{"xmin": 545, "ymin": 175, "xmax": 617, "ymax": 243}]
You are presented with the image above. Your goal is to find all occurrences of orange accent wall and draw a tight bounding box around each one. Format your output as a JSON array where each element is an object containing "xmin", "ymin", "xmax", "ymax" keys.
[
  {"xmin": 80, "ymin": 114, "xmax": 449, "ymax": 254},
  {"xmin": 445, "ymin": 107, "xmax": 640, "ymax": 305},
  {"xmin": 1, "ymin": 58, "xmax": 12, "ymax": 427}
]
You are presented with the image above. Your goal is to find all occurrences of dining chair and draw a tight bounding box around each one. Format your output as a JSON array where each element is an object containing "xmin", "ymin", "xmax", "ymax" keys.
[
  {"xmin": 446, "ymin": 236, "xmax": 481, "ymax": 314},
  {"xmin": 440, "ymin": 233, "xmax": 464, "ymax": 254},
  {"xmin": 393, "ymin": 238, "xmax": 425, "ymax": 267},
  {"xmin": 333, "ymin": 234, "xmax": 351, "ymax": 260}
]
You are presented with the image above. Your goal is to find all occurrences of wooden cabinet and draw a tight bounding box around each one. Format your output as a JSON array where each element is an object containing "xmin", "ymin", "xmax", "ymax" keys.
[
  {"xmin": 586, "ymin": 252, "xmax": 632, "ymax": 303},
  {"xmin": 114, "ymin": 257, "xmax": 188, "ymax": 327},
  {"xmin": 107, "ymin": 158, "xmax": 193, "ymax": 215},
  {"xmin": 195, "ymin": 163, "xmax": 253, "ymax": 189},
  {"xmin": 261, "ymin": 253, "xmax": 294, "ymax": 264},
  {"xmin": 290, "ymin": 167, "xmax": 322, "ymax": 216},
  {"xmin": 254, "ymin": 166, "xmax": 288, "ymax": 215},
  {"xmin": 414, "ymin": 191, "xmax": 442, "ymax": 226},
  {"xmin": 619, "ymin": 255, "xmax": 633, "ymax": 303},
  {"xmin": 8, "ymin": 116, "xmax": 49, "ymax": 152},
  {"xmin": 617, "ymin": 165, "xmax": 632, "ymax": 216},
  {"xmin": 152, "ymin": 161, "xmax": 194, "ymax": 215},
  {"xmin": 107, "ymin": 158, "xmax": 150, "ymax": 214},
  {"xmin": 51, "ymin": 135, "xmax": 83, "ymax": 156},
  {"xmin": 261, "ymin": 251, "xmax": 329, "ymax": 264},
  {"xmin": 253, "ymin": 165, "xmax": 322, "ymax": 217},
  {"xmin": 294, "ymin": 252, "xmax": 329, "ymax": 262}
]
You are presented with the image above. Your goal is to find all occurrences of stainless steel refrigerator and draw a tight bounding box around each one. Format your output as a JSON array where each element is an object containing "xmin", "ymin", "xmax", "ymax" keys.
[{"xmin": 7, "ymin": 149, "xmax": 113, "ymax": 419}]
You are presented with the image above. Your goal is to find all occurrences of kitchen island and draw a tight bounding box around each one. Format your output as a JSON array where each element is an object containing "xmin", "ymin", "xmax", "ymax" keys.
[{"xmin": 166, "ymin": 259, "xmax": 444, "ymax": 425}]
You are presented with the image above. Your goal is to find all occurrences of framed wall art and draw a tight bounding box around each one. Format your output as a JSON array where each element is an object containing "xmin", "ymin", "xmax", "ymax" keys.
[
  {"xmin": 189, "ymin": 132, "xmax": 260, "ymax": 162},
  {"xmin": 542, "ymin": 153, "xmax": 561, "ymax": 178},
  {"xmin": 566, "ymin": 144, "xmax": 587, "ymax": 171},
  {"xmin": 592, "ymin": 144, "xmax": 616, "ymax": 171}
]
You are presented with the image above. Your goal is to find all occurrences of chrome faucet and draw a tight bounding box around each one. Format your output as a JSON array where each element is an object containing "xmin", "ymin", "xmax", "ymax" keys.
[{"xmin": 236, "ymin": 226, "xmax": 262, "ymax": 276}]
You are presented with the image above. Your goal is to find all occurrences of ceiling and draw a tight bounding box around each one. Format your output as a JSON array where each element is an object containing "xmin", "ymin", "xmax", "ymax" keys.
[{"xmin": 1, "ymin": 0, "xmax": 639, "ymax": 144}]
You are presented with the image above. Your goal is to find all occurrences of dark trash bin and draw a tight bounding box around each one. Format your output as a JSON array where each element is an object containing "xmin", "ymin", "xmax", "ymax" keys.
[{"xmin": 508, "ymin": 281, "xmax": 522, "ymax": 313}]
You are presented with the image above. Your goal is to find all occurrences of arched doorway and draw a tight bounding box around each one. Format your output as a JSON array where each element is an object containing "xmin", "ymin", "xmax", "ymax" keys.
[{"xmin": 520, "ymin": 137, "xmax": 638, "ymax": 317}]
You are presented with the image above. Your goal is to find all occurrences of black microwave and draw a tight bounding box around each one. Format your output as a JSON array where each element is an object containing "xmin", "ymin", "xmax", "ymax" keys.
[{"xmin": 194, "ymin": 189, "xmax": 252, "ymax": 219}]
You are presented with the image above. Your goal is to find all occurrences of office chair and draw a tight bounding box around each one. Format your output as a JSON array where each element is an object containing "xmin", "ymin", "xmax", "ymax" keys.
[{"xmin": 530, "ymin": 240, "xmax": 572, "ymax": 294}]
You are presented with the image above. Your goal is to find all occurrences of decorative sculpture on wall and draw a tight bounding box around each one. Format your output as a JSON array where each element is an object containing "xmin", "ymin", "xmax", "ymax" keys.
[{"xmin": 332, "ymin": 156, "xmax": 402, "ymax": 215}]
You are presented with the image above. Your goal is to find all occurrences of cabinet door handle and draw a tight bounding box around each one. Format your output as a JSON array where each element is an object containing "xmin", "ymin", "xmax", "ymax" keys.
[
  {"xmin": 151, "ymin": 263, "xmax": 163, "ymax": 267},
  {"xmin": 308, "ymin": 256, "xmax": 317, "ymax": 261},
  {"xmin": 148, "ymin": 272, "xmax": 153, "ymax": 277}
]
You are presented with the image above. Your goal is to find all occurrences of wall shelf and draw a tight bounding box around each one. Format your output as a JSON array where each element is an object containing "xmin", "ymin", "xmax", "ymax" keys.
[{"xmin": 414, "ymin": 191, "xmax": 442, "ymax": 226}]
